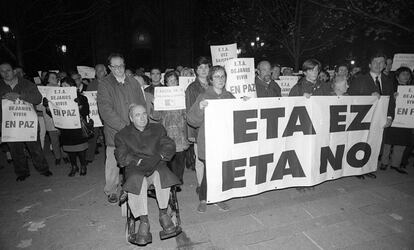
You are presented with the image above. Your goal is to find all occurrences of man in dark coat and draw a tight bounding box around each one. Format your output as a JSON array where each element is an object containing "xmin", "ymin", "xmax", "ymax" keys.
[
  {"xmin": 255, "ymin": 60, "xmax": 281, "ymax": 97},
  {"xmin": 115, "ymin": 104, "xmax": 180, "ymax": 245},
  {"xmin": 348, "ymin": 52, "xmax": 395, "ymax": 179},
  {"xmin": 0, "ymin": 62, "xmax": 52, "ymax": 181}
]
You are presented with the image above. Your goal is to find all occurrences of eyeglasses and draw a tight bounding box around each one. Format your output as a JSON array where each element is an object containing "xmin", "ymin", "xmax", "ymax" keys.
[
  {"xmin": 213, "ymin": 75, "xmax": 226, "ymax": 79},
  {"xmin": 109, "ymin": 64, "xmax": 125, "ymax": 70}
]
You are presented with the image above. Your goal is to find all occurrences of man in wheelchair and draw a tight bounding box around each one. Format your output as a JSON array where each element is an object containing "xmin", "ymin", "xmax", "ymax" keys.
[{"xmin": 115, "ymin": 104, "xmax": 181, "ymax": 246}]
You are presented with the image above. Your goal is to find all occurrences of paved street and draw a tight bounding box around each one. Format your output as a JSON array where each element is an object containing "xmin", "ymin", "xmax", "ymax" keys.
[{"xmin": 1, "ymin": 149, "xmax": 413, "ymax": 250}]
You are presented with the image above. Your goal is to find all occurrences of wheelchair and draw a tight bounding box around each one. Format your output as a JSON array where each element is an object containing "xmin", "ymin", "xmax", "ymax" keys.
[{"xmin": 119, "ymin": 168, "xmax": 182, "ymax": 246}]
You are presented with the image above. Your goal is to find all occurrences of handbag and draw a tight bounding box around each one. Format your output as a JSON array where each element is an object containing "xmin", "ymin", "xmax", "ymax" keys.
[{"xmin": 81, "ymin": 115, "xmax": 95, "ymax": 139}]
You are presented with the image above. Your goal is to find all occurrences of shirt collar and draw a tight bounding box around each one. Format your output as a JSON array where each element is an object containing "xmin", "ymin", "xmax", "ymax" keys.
[
  {"xmin": 369, "ymin": 72, "xmax": 381, "ymax": 80},
  {"xmin": 114, "ymin": 74, "xmax": 126, "ymax": 84}
]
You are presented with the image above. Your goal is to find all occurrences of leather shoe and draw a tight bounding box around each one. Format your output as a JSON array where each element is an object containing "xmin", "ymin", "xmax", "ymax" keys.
[
  {"xmin": 80, "ymin": 166, "xmax": 87, "ymax": 176},
  {"xmin": 365, "ymin": 173, "xmax": 376, "ymax": 178},
  {"xmin": 390, "ymin": 166, "xmax": 408, "ymax": 174},
  {"xmin": 159, "ymin": 213, "xmax": 176, "ymax": 235},
  {"xmin": 41, "ymin": 171, "xmax": 53, "ymax": 177},
  {"xmin": 129, "ymin": 221, "xmax": 152, "ymax": 246},
  {"xmin": 16, "ymin": 174, "xmax": 30, "ymax": 181},
  {"xmin": 379, "ymin": 164, "xmax": 387, "ymax": 170}
]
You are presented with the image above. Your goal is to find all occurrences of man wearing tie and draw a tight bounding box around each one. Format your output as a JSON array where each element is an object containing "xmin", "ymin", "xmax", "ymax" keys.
[{"xmin": 348, "ymin": 52, "xmax": 395, "ymax": 179}]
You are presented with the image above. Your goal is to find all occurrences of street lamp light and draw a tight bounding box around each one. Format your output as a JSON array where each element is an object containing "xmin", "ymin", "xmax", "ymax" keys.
[
  {"xmin": 256, "ymin": 36, "xmax": 260, "ymax": 42},
  {"xmin": 60, "ymin": 45, "xmax": 67, "ymax": 53},
  {"xmin": 250, "ymin": 42, "xmax": 255, "ymax": 47},
  {"xmin": 260, "ymin": 42, "xmax": 264, "ymax": 47},
  {"xmin": 350, "ymin": 60, "xmax": 355, "ymax": 65},
  {"xmin": 2, "ymin": 26, "xmax": 10, "ymax": 33}
]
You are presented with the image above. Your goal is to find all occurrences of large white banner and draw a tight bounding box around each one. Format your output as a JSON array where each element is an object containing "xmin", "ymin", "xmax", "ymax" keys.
[
  {"xmin": 205, "ymin": 96, "xmax": 388, "ymax": 203},
  {"xmin": 46, "ymin": 87, "xmax": 81, "ymax": 129},
  {"xmin": 391, "ymin": 54, "xmax": 414, "ymax": 71},
  {"xmin": 225, "ymin": 58, "xmax": 257, "ymax": 99},
  {"xmin": 392, "ymin": 85, "xmax": 414, "ymax": 128},
  {"xmin": 82, "ymin": 91, "xmax": 103, "ymax": 127},
  {"xmin": 2, "ymin": 99, "xmax": 38, "ymax": 142},
  {"xmin": 275, "ymin": 76, "xmax": 299, "ymax": 96},
  {"xmin": 210, "ymin": 43, "xmax": 238, "ymax": 66},
  {"xmin": 154, "ymin": 86, "xmax": 186, "ymax": 111}
]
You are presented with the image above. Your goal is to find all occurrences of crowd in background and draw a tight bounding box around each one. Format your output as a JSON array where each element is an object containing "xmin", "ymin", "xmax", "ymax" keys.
[{"xmin": 0, "ymin": 52, "xmax": 413, "ymax": 214}]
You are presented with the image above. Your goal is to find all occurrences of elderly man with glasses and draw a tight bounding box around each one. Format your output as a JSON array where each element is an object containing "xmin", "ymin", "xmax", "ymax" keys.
[{"xmin": 97, "ymin": 53, "xmax": 147, "ymax": 204}]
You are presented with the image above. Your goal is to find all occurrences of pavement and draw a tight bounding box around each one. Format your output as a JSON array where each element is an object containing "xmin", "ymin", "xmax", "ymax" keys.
[{"xmin": 1, "ymin": 147, "xmax": 414, "ymax": 250}]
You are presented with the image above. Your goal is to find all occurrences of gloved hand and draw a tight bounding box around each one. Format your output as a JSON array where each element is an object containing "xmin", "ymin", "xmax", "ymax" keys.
[
  {"xmin": 137, "ymin": 155, "xmax": 162, "ymax": 176},
  {"xmin": 42, "ymin": 97, "xmax": 49, "ymax": 107}
]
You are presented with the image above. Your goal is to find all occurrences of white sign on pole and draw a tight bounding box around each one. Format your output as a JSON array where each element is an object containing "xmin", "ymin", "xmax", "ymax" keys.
[
  {"xmin": 37, "ymin": 86, "xmax": 50, "ymax": 98},
  {"xmin": 33, "ymin": 77, "xmax": 42, "ymax": 85},
  {"xmin": 275, "ymin": 76, "xmax": 299, "ymax": 96},
  {"xmin": 204, "ymin": 96, "xmax": 388, "ymax": 203},
  {"xmin": 179, "ymin": 76, "xmax": 196, "ymax": 91},
  {"xmin": 210, "ymin": 43, "xmax": 238, "ymax": 66},
  {"xmin": 154, "ymin": 86, "xmax": 186, "ymax": 111},
  {"xmin": 2, "ymin": 99, "xmax": 38, "ymax": 142},
  {"xmin": 392, "ymin": 85, "xmax": 414, "ymax": 128},
  {"xmin": 82, "ymin": 91, "xmax": 103, "ymax": 127},
  {"xmin": 391, "ymin": 54, "xmax": 414, "ymax": 71},
  {"xmin": 46, "ymin": 87, "xmax": 81, "ymax": 129},
  {"xmin": 224, "ymin": 58, "xmax": 256, "ymax": 99},
  {"xmin": 77, "ymin": 66, "xmax": 96, "ymax": 79}
]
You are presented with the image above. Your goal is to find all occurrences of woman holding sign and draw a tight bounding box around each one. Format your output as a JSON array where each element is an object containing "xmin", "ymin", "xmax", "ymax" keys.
[
  {"xmin": 59, "ymin": 77, "xmax": 91, "ymax": 176},
  {"xmin": 380, "ymin": 66, "xmax": 413, "ymax": 174},
  {"xmin": 188, "ymin": 65, "xmax": 235, "ymax": 213}
]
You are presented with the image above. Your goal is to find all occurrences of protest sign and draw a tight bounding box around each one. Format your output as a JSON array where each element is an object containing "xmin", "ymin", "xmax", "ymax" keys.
[
  {"xmin": 275, "ymin": 76, "xmax": 299, "ymax": 96},
  {"xmin": 154, "ymin": 86, "xmax": 186, "ymax": 111},
  {"xmin": 82, "ymin": 91, "xmax": 103, "ymax": 127},
  {"xmin": 210, "ymin": 43, "xmax": 238, "ymax": 66},
  {"xmin": 204, "ymin": 96, "xmax": 388, "ymax": 203},
  {"xmin": 2, "ymin": 99, "xmax": 38, "ymax": 142},
  {"xmin": 37, "ymin": 86, "xmax": 50, "ymax": 98},
  {"xmin": 391, "ymin": 54, "xmax": 414, "ymax": 71},
  {"xmin": 392, "ymin": 85, "xmax": 414, "ymax": 128},
  {"xmin": 179, "ymin": 76, "xmax": 196, "ymax": 90},
  {"xmin": 77, "ymin": 66, "xmax": 96, "ymax": 79},
  {"xmin": 46, "ymin": 87, "xmax": 81, "ymax": 129},
  {"xmin": 224, "ymin": 58, "xmax": 256, "ymax": 99}
]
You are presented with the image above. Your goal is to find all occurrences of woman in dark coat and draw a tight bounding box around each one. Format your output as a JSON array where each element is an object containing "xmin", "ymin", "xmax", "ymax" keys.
[
  {"xmin": 380, "ymin": 67, "xmax": 413, "ymax": 174},
  {"xmin": 60, "ymin": 77, "xmax": 90, "ymax": 176}
]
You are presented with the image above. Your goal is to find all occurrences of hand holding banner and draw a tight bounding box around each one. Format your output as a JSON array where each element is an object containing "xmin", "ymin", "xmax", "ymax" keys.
[
  {"xmin": 46, "ymin": 87, "xmax": 81, "ymax": 129},
  {"xmin": 210, "ymin": 43, "xmax": 238, "ymax": 66},
  {"xmin": 154, "ymin": 86, "xmax": 186, "ymax": 111},
  {"xmin": 224, "ymin": 58, "xmax": 256, "ymax": 99},
  {"xmin": 2, "ymin": 99, "xmax": 38, "ymax": 142},
  {"xmin": 82, "ymin": 91, "xmax": 103, "ymax": 127}
]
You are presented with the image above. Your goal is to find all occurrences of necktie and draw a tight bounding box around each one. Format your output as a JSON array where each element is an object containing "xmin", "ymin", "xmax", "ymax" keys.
[{"xmin": 375, "ymin": 76, "xmax": 382, "ymax": 95}]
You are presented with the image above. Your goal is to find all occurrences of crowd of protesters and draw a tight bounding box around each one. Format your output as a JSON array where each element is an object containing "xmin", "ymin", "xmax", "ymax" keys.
[{"xmin": 0, "ymin": 52, "xmax": 413, "ymax": 216}]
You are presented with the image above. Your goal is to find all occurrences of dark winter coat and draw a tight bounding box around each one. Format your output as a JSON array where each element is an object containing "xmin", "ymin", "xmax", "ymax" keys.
[
  {"xmin": 114, "ymin": 123, "xmax": 179, "ymax": 195},
  {"xmin": 255, "ymin": 76, "xmax": 281, "ymax": 97},
  {"xmin": 288, "ymin": 77, "xmax": 332, "ymax": 96},
  {"xmin": 59, "ymin": 93, "xmax": 90, "ymax": 146}
]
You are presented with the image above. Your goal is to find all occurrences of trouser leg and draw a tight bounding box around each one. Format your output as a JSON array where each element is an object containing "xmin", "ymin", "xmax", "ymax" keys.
[
  {"xmin": 128, "ymin": 178, "xmax": 148, "ymax": 218},
  {"xmin": 68, "ymin": 152, "xmax": 78, "ymax": 166},
  {"xmin": 48, "ymin": 131, "xmax": 62, "ymax": 160},
  {"xmin": 391, "ymin": 145, "xmax": 406, "ymax": 167},
  {"xmin": 169, "ymin": 151, "xmax": 185, "ymax": 184},
  {"xmin": 199, "ymin": 160, "xmax": 207, "ymax": 201},
  {"xmin": 8, "ymin": 142, "xmax": 29, "ymax": 176},
  {"xmin": 38, "ymin": 116, "xmax": 46, "ymax": 149},
  {"xmin": 381, "ymin": 144, "xmax": 391, "ymax": 165},
  {"xmin": 86, "ymin": 127, "xmax": 99, "ymax": 162},
  {"xmin": 104, "ymin": 146, "xmax": 119, "ymax": 195},
  {"xmin": 194, "ymin": 143, "xmax": 204, "ymax": 186},
  {"xmin": 25, "ymin": 133, "xmax": 50, "ymax": 174},
  {"xmin": 148, "ymin": 171, "xmax": 171, "ymax": 209}
]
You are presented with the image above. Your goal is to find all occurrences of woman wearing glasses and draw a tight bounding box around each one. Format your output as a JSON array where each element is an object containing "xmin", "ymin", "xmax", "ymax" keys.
[{"xmin": 187, "ymin": 65, "xmax": 235, "ymax": 213}]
